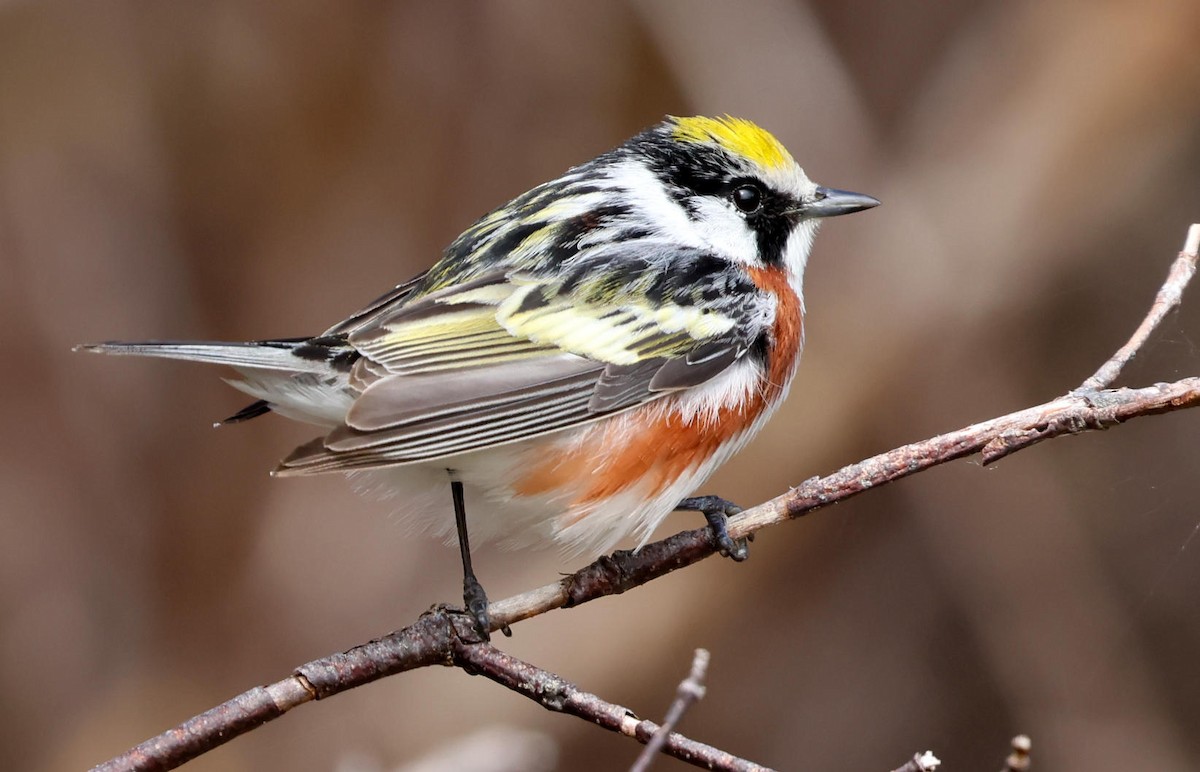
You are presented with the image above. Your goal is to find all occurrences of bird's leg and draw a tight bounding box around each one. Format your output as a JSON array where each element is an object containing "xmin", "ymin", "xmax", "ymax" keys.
[
  {"xmin": 451, "ymin": 481, "xmax": 510, "ymax": 638},
  {"xmin": 676, "ymin": 495, "xmax": 751, "ymax": 561}
]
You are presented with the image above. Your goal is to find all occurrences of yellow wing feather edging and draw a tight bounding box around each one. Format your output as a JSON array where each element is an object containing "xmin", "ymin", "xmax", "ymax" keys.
[
  {"xmin": 356, "ymin": 274, "xmax": 742, "ymax": 375},
  {"xmin": 497, "ymin": 283, "xmax": 736, "ymax": 365}
]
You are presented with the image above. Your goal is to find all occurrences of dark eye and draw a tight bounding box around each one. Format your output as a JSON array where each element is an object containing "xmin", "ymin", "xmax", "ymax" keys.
[{"xmin": 732, "ymin": 184, "xmax": 763, "ymax": 213}]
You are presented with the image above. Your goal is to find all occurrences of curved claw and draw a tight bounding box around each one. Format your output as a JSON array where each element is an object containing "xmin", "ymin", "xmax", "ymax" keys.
[{"xmin": 717, "ymin": 529, "xmax": 750, "ymax": 561}]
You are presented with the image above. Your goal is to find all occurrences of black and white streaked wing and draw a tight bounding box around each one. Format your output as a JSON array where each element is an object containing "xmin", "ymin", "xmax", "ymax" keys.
[{"xmin": 279, "ymin": 246, "xmax": 775, "ymax": 473}]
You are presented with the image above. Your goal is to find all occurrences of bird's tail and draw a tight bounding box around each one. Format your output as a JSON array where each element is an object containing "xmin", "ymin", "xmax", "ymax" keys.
[
  {"xmin": 75, "ymin": 337, "xmax": 357, "ymax": 426},
  {"xmin": 73, "ymin": 338, "xmax": 321, "ymax": 370}
]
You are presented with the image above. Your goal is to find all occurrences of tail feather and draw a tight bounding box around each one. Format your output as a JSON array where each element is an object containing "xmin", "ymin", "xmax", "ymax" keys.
[
  {"xmin": 73, "ymin": 339, "xmax": 326, "ymax": 371},
  {"xmin": 76, "ymin": 337, "xmax": 359, "ymax": 427},
  {"xmin": 219, "ymin": 399, "xmax": 273, "ymax": 424}
]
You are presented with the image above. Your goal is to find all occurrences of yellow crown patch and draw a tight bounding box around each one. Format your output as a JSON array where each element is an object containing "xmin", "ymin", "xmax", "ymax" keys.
[{"xmin": 671, "ymin": 116, "xmax": 793, "ymax": 171}]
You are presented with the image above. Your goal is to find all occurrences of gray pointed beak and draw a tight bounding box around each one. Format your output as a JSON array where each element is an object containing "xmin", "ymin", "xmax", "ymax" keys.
[{"xmin": 805, "ymin": 186, "xmax": 880, "ymax": 217}]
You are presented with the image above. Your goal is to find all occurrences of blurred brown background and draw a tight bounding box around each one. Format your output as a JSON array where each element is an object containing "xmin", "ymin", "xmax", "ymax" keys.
[{"xmin": 4, "ymin": 2, "xmax": 1200, "ymax": 770}]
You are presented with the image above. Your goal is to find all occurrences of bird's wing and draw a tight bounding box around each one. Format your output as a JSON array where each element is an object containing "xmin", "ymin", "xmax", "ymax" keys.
[
  {"xmin": 320, "ymin": 271, "xmax": 430, "ymax": 336},
  {"xmin": 278, "ymin": 245, "xmax": 773, "ymax": 472}
]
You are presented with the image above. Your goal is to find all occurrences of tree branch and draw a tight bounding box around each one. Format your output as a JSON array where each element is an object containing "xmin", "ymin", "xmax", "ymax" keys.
[
  {"xmin": 1078, "ymin": 223, "xmax": 1200, "ymax": 391},
  {"xmin": 453, "ymin": 640, "xmax": 765, "ymax": 772},
  {"xmin": 92, "ymin": 224, "xmax": 1200, "ymax": 772}
]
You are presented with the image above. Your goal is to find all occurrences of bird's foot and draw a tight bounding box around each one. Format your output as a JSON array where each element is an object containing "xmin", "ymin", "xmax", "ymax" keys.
[
  {"xmin": 462, "ymin": 575, "xmax": 511, "ymax": 640},
  {"xmin": 676, "ymin": 495, "xmax": 752, "ymax": 561}
]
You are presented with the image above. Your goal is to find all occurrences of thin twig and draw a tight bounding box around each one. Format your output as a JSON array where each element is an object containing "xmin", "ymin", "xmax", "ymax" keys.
[
  {"xmin": 890, "ymin": 751, "xmax": 942, "ymax": 772},
  {"xmin": 630, "ymin": 649, "xmax": 711, "ymax": 772},
  {"xmin": 91, "ymin": 614, "xmax": 459, "ymax": 771},
  {"xmin": 1077, "ymin": 223, "xmax": 1200, "ymax": 391},
  {"xmin": 91, "ymin": 224, "xmax": 1200, "ymax": 771},
  {"xmin": 453, "ymin": 642, "xmax": 767, "ymax": 772}
]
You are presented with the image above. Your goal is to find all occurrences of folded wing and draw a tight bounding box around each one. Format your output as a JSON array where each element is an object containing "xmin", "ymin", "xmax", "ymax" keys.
[{"xmin": 278, "ymin": 246, "xmax": 771, "ymax": 473}]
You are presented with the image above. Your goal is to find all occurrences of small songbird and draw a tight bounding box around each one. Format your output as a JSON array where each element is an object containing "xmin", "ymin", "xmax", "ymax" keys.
[{"xmin": 79, "ymin": 116, "xmax": 878, "ymax": 635}]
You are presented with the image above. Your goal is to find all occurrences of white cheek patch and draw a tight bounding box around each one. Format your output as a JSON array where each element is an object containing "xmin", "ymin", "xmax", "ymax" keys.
[{"xmin": 686, "ymin": 197, "xmax": 760, "ymax": 266}]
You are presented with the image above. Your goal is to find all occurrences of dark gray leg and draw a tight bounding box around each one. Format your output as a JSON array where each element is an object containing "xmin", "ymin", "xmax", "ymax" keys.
[{"xmin": 452, "ymin": 481, "xmax": 510, "ymax": 638}]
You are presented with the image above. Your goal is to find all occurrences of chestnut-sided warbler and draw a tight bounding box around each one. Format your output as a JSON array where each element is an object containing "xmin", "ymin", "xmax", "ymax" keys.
[{"xmin": 80, "ymin": 116, "xmax": 879, "ymax": 634}]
